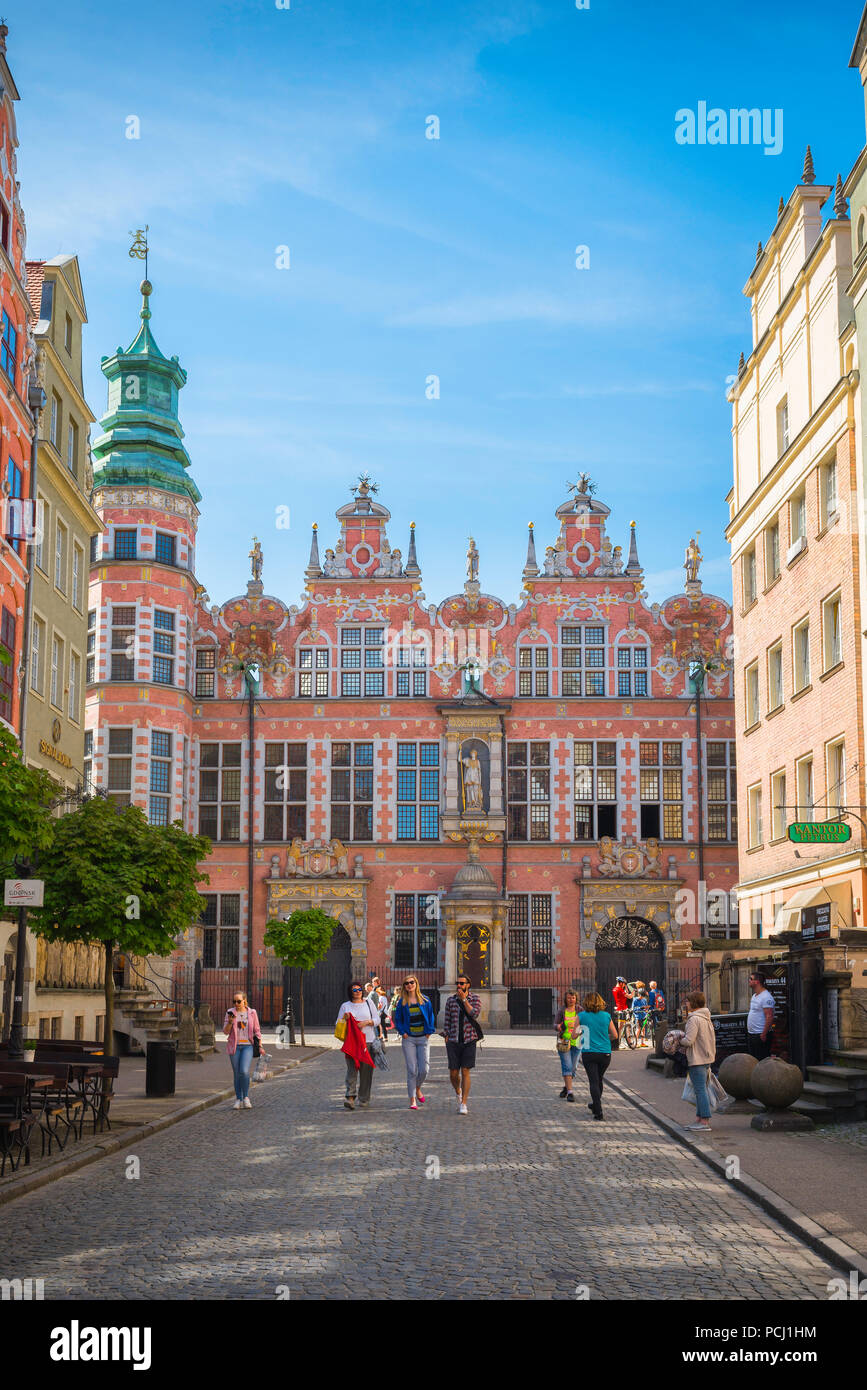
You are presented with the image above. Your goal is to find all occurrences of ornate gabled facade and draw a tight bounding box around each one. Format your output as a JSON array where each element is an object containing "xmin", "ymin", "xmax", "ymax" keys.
[{"xmin": 87, "ymin": 290, "xmax": 737, "ymax": 1027}]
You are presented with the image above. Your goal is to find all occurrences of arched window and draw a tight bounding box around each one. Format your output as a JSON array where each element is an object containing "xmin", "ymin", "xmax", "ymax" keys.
[{"xmin": 858, "ymin": 211, "xmax": 866, "ymax": 253}]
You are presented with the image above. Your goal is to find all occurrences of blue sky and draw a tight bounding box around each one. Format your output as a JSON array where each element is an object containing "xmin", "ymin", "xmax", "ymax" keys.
[{"xmin": 11, "ymin": 0, "xmax": 866, "ymax": 606}]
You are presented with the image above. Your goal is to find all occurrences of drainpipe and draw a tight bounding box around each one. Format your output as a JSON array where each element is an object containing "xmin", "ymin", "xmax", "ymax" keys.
[{"xmin": 499, "ymin": 713, "xmax": 508, "ymax": 897}]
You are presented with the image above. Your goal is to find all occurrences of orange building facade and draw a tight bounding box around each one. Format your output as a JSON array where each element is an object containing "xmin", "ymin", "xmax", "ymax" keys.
[{"xmin": 87, "ymin": 285, "xmax": 737, "ymax": 1025}]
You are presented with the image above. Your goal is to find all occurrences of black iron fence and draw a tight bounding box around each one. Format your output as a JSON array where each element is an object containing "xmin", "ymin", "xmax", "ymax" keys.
[{"xmin": 169, "ymin": 956, "xmax": 704, "ymax": 1032}]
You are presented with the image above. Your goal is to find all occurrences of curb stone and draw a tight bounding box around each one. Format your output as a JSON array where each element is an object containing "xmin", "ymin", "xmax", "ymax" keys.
[
  {"xmin": 606, "ymin": 1075, "xmax": 867, "ymax": 1283},
  {"xmin": 0, "ymin": 1047, "xmax": 328, "ymax": 1207}
]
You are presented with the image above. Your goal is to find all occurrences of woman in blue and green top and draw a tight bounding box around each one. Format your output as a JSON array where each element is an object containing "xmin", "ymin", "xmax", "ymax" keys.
[
  {"xmin": 554, "ymin": 989, "xmax": 584, "ymax": 1100},
  {"xmin": 392, "ymin": 975, "xmax": 437, "ymax": 1110}
]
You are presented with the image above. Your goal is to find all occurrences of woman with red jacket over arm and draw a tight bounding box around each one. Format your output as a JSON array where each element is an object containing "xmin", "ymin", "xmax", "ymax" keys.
[{"xmin": 223, "ymin": 991, "xmax": 262, "ymax": 1111}]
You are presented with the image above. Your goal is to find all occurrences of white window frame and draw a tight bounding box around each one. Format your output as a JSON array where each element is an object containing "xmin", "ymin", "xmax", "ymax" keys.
[
  {"xmin": 821, "ymin": 458, "xmax": 838, "ymax": 528},
  {"xmin": 767, "ymin": 641, "xmax": 783, "ymax": 712},
  {"xmin": 742, "ymin": 547, "xmax": 757, "ymax": 607},
  {"xmin": 825, "ymin": 739, "xmax": 846, "ymax": 819},
  {"xmin": 796, "ymin": 755, "xmax": 814, "ymax": 823},
  {"xmin": 68, "ymin": 650, "xmax": 80, "ymax": 722},
  {"xmin": 54, "ymin": 519, "xmax": 67, "ymax": 592},
  {"xmin": 777, "ymin": 397, "xmax": 789, "ymax": 455},
  {"xmin": 822, "ymin": 592, "xmax": 842, "ymax": 672},
  {"xmin": 765, "ymin": 520, "xmax": 780, "ymax": 584},
  {"xmin": 747, "ymin": 782, "xmax": 763, "ymax": 849},
  {"xmin": 31, "ymin": 615, "xmax": 44, "ymax": 696},
  {"xmin": 793, "ymin": 618, "xmax": 810, "ymax": 692},
  {"xmin": 50, "ymin": 634, "xmax": 63, "ymax": 709},
  {"xmin": 771, "ymin": 769, "xmax": 786, "ymax": 842},
  {"xmin": 744, "ymin": 661, "xmax": 759, "ymax": 728},
  {"xmin": 790, "ymin": 489, "xmax": 806, "ymax": 544}
]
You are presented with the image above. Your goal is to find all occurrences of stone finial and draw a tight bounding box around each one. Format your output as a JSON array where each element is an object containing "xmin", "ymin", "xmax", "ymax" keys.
[
  {"xmin": 756, "ymin": 240, "xmax": 763, "ymax": 261},
  {"xmin": 738, "ymin": 351, "xmax": 745, "ymax": 374},
  {"xmin": 778, "ymin": 196, "xmax": 785, "ymax": 218},
  {"xmin": 624, "ymin": 520, "xmax": 642, "ymax": 577},
  {"xmin": 802, "ymin": 145, "xmax": 816, "ymax": 185},
  {"xmin": 523, "ymin": 521, "xmax": 539, "ymax": 579},
  {"xmin": 405, "ymin": 520, "xmax": 421, "ymax": 578},
  {"xmin": 834, "ymin": 174, "xmax": 849, "ymax": 219},
  {"xmin": 305, "ymin": 522, "xmax": 322, "ymax": 579}
]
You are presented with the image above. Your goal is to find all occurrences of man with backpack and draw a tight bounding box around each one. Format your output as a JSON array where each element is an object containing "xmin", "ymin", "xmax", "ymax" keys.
[{"xmin": 648, "ymin": 979, "xmax": 666, "ymax": 1026}]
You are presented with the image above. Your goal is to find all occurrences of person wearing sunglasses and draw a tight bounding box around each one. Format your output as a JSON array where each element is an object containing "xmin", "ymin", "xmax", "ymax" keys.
[
  {"xmin": 336, "ymin": 982, "xmax": 382, "ymax": 1110},
  {"xmin": 441, "ymin": 974, "xmax": 482, "ymax": 1115},
  {"xmin": 391, "ymin": 975, "xmax": 437, "ymax": 1109},
  {"xmin": 223, "ymin": 991, "xmax": 262, "ymax": 1110}
]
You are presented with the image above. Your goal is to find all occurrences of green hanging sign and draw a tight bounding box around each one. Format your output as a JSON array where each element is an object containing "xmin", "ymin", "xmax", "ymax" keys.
[{"xmin": 787, "ymin": 821, "xmax": 851, "ymax": 844}]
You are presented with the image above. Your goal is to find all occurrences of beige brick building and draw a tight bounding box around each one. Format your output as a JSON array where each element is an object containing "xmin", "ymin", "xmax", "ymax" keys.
[{"xmin": 726, "ymin": 149, "xmax": 867, "ymax": 939}]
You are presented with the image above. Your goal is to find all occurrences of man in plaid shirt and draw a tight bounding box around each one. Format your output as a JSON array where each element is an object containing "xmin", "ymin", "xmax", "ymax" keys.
[{"xmin": 441, "ymin": 974, "xmax": 481, "ymax": 1115}]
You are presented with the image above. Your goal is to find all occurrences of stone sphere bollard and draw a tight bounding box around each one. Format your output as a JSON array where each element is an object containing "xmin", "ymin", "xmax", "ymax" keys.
[
  {"xmin": 750, "ymin": 1056, "xmax": 804, "ymax": 1110},
  {"xmin": 718, "ymin": 1051, "xmax": 758, "ymax": 1099}
]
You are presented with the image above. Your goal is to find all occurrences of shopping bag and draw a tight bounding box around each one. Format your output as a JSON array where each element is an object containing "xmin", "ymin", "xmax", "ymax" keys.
[
  {"xmin": 334, "ymin": 1016, "xmax": 348, "ymax": 1042},
  {"xmin": 253, "ymin": 1052, "xmax": 272, "ymax": 1083},
  {"xmin": 681, "ymin": 1074, "xmax": 696, "ymax": 1105},
  {"xmin": 707, "ymin": 1070, "xmax": 729, "ymax": 1112},
  {"xmin": 368, "ymin": 1037, "xmax": 389, "ymax": 1070}
]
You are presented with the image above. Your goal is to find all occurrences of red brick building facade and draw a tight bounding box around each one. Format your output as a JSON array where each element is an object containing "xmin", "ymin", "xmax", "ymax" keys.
[
  {"xmin": 0, "ymin": 26, "xmax": 37, "ymax": 734},
  {"xmin": 87, "ymin": 288, "xmax": 737, "ymax": 1024}
]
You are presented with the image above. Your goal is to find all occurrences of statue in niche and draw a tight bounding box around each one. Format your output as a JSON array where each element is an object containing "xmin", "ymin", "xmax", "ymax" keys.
[
  {"xmin": 543, "ymin": 546, "xmax": 556, "ymax": 576},
  {"xmin": 611, "ymin": 544, "xmax": 623, "ymax": 573},
  {"xmin": 466, "ymin": 537, "xmax": 479, "ymax": 583},
  {"xmin": 390, "ymin": 548, "xmax": 403, "ymax": 576},
  {"xmin": 461, "ymin": 747, "xmax": 484, "ymax": 812}
]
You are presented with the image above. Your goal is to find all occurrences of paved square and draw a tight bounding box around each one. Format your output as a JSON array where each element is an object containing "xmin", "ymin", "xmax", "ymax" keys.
[{"xmin": 0, "ymin": 1042, "xmax": 839, "ymax": 1300}]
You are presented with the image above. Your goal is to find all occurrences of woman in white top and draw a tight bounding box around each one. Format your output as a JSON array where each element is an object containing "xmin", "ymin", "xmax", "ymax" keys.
[{"xmin": 336, "ymin": 982, "xmax": 382, "ymax": 1111}]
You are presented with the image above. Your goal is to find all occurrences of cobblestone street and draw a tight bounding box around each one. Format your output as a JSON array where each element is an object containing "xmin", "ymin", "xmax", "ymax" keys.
[{"xmin": 0, "ymin": 1042, "xmax": 840, "ymax": 1300}]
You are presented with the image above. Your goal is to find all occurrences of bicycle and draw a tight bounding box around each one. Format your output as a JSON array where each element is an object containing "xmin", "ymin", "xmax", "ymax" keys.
[{"xmin": 618, "ymin": 1012, "xmax": 638, "ymax": 1049}]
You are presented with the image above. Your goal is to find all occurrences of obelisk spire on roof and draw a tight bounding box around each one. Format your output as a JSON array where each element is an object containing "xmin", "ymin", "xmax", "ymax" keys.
[
  {"xmin": 624, "ymin": 520, "xmax": 642, "ymax": 578},
  {"xmin": 405, "ymin": 521, "xmax": 420, "ymax": 579},
  {"xmin": 523, "ymin": 522, "xmax": 539, "ymax": 579},
  {"xmin": 306, "ymin": 523, "xmax": 322, "ymax": 579}
]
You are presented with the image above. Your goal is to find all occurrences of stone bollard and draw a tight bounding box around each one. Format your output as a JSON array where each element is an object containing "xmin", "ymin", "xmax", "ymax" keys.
[
  {"xmin": 717, "ymin": 1052, "xmax": 758, "ymax": 1113},
  {"xmin": 176, "ymin": 1003, "xmax": 203, "ymax": 1062},
  {"xmin": 749, "ymin": 1056, "xmax": 812, "ymax": 1131},
  {"xmin": 197, "ymin": 1003, "xmax": 216, "ymax": 1052}
]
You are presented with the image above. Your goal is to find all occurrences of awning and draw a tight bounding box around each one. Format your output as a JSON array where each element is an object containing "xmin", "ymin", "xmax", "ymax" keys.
[{"xmin": 773, "ymin": 881, "xmax": 851, "ymax": 935}]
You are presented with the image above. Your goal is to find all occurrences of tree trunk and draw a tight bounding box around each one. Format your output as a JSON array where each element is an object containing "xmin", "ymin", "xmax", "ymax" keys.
[
  {"xmin": 299, "ymin": 971, "xmax": 306, "ymax": 1047},
  {"xmin": 103, "ymin": 940, "xmax": 115, "ymax": 1052}
]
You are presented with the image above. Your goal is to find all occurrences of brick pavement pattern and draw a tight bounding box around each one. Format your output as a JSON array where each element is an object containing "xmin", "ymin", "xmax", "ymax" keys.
[{"xmin": 0, "ymin": 1045, "xmax": 839, "ymax": 1300}]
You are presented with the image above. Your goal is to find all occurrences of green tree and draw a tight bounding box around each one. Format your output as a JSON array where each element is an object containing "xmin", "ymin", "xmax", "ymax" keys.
[
  {"xmin": 264, "ymin": 908, "xmax": 335, "ymax": 1046},
  {"xmin": 30, "ymin": 796, "xmax": 210, "ymax": 1047},
  {"xmin": 0, "ymin": 724, "xmax": 56, "ymax": 880}
]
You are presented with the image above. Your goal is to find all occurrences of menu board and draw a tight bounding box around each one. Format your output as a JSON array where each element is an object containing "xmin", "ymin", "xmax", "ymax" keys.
[{"xmin": 801, "ymin": 903, "xmax": 832, "ymax": 941}]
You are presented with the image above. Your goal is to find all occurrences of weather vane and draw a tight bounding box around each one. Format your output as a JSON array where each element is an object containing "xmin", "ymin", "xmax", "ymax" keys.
[
  {"xmin": 129, "ymin": 225, "xmax": 149, "ymax": 280},
  {"xmin": 353, "ymin": 473, "xmax": 379, "ymax": 498}
]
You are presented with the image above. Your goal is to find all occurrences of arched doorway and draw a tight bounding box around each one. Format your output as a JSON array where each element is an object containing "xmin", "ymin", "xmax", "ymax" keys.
[
  {"xmin": 2, "ymin": 935, "xmax": 17, "ymax": 1040},
  {"xmin": 595, "ymin": 916, "xmax": 664, "ymax": 1012},
  {"xmin": 295, "ymin": 923, "xmax": 353, "ymax": 1026},
  {"xmin": 457, "ymin": 924, "xmax": 490, "ymax": 988}
]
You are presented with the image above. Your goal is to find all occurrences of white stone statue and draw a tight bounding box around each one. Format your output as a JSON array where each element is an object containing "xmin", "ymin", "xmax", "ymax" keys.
[
  {"xmin": 466, "ymin": 537, "xmax": 479, "ymax": 583},
  {"xmin": 462, "ymin": 747, "xmax": 484, "ymax": 812}
]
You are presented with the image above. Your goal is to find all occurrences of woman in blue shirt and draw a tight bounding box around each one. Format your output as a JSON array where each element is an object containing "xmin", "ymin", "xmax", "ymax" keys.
[
  {"xmin": 392, "ymin": 975, "xmax": 437, "ymax": 1110},
  {"xmin": 577, "ymin": 992, "xmax": 619, "ymax": 1120}
]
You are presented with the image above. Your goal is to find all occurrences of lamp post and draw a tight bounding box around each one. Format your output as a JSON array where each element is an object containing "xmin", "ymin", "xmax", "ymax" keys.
[{"xmin": 242, "ymin": 662, "xmax": 261, "ymax": 1002}]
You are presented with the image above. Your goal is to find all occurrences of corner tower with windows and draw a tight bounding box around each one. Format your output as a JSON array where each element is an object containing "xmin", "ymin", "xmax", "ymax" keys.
[{"xmin": 85, "ymin": 279, "xmax": 201, "ymax": 840}]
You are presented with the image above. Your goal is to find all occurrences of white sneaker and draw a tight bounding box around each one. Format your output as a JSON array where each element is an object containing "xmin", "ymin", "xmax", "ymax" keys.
[
  {"xmin": 243, "ymin": 1097, "xmax": 252, "ymax": 1109},
  {"xmin": 233, "ymin": 1100, "xmax": 242, "ymax": 1110},
  {"xmin": 459, "ymin": 1102, "xmax": 468, "ymax": 1115}
]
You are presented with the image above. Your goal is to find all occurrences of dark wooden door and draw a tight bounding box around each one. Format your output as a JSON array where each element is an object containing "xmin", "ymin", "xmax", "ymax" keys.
[{"xmin": 296, "ymin": 925, "xmax": 353, "ymax": 1026}]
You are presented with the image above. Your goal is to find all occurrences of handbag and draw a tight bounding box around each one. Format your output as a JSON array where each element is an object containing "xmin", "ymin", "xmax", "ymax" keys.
[
  {"xmin": 334, "ymin": 1016, "xmax": 348, "ymax": 1041},
  {"xmin": 253, "ymin": 1035, "xmax": 261, "ymax": 1058},
  {"xmin": 556, "ymin": 1037, "xmax": 572, "ymax": 1054}
]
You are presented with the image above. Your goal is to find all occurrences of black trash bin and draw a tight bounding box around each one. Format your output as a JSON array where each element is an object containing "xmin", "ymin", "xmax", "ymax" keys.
[{"xmin": 146, "ymin": 1039, "xmax": 176, "ymax": 1097}]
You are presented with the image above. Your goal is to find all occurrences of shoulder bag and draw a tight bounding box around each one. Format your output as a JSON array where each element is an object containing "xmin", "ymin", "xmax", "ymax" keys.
[{"xmin": 458, "ymin": 994, "xmax": 485, "ymax": 1041}]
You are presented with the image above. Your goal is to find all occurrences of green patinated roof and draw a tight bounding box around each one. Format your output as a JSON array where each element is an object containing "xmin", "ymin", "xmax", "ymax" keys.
[{"xmin": 91, "ymin": 280, "xmax": 201, "ymax": 503}]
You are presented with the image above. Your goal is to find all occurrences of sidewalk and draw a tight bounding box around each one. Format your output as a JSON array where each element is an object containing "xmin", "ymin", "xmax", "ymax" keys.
[
  {"xmin": 0, "ymin": 1036, "xmax": 324, "ymax": 1204},
  {"xmin": 606, "ymin": 1046, "xmax": 867, "ymax": 1261}
]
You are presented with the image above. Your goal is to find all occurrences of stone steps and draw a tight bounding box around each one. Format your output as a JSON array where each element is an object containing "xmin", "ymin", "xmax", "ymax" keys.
[
  {"xmin": 828, "ymin": 1049, "xmax": 867, "ymax": 1070},
  {"xmin": 802, "ymin": 1081, "xmax": 856, "ymax": 1108},
  {"xmin": 806, "ymin": 1064, "xmax": 867, "ymax": 1088},
  {"xmin": 790, "ymin": 1097, "xmax": 836, "ymax": 1123}
]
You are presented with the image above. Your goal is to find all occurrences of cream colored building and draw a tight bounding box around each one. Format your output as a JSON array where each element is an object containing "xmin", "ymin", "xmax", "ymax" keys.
[
  {"xmin": 725, "ymin": 150, "xmax": 866, "ymax": 943},
  {"xmin": 6, "ymin": 253, "xmax": 105, "ymax": 1040}
]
